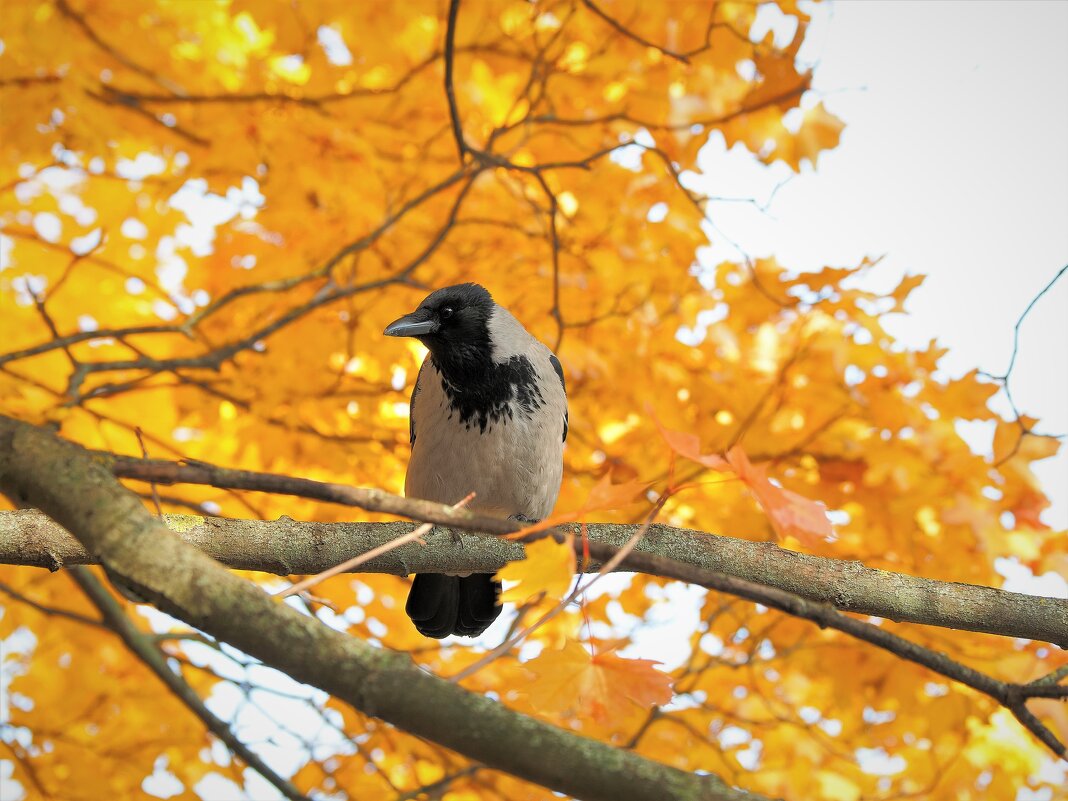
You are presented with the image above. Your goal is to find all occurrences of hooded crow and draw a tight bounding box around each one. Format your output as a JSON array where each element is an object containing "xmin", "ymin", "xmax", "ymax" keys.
[{"xmin": 384, "ymin": 283, "xmax": 568, "ymax": 638}]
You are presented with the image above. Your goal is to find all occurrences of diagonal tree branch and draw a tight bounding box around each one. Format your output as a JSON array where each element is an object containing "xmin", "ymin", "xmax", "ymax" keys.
[
  {"xmin": 0, "ymin": 415, "xmax": 758, "ymax": 801},
  {"xmin": 0, "ymin": 579, "xmax": 107, "ymax": 629},
  {"xmin": 581, "ymin": 0, "xmax": 693, "ymax": 63}
]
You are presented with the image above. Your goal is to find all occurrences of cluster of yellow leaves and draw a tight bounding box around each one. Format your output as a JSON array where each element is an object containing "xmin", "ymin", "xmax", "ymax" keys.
[{"xmin": 0, "ymin": 1, "xmax": 1063, "ymax": 800}]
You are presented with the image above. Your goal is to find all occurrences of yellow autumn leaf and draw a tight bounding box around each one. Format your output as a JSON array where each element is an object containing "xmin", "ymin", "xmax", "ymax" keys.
[{"xmin": 496, "ymin": 534, "xmax": 575, "ymax": 603}]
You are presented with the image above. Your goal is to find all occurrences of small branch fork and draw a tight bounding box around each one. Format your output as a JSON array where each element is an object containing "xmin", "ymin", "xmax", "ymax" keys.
[
  {"xmin": 978, "ymin": 263, "xmax": 1068, "ymax": 466},
  {"xmin": 3, "ymin": 427, "xmax": 1065, "ymax": 759}
]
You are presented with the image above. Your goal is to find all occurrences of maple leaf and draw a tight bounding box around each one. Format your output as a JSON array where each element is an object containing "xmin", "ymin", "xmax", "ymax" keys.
[
  {"xmin": 793, "ymin": 102, "xmax": 846, "ymax": 168},
  {"xmin": 524, "ymin": 640, "xmax": 673, "ymax": 725},
  {"xmin": 746, "ymin": 28, "xmax": 810, "ymax": 111},
  {"xmin": 496, "ymin": 535, "xmax": 575, "ymax": 603},
  {"xmin": 652, "ymin": 411, "xmax": 730, "ymax": 470},
  {"xmin": 726, "ymin": 446, "xmax": 834, "ymax": 546},
  {"xmin": 890, "ymin": 273, "xmax": 926, "ymax": 310},
  {"xmin": 582, "ymin": 473, "xmax": 649, "ymax": 512}
]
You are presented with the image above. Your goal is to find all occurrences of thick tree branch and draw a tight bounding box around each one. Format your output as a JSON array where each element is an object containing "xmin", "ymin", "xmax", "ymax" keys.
[
  {"xmin": 583, "ymin": 538, "xmax": 1067, "ymax": 757},
  {"xmin": 0, "ymin": 415, "xmax": 756, "ymax": 801}
]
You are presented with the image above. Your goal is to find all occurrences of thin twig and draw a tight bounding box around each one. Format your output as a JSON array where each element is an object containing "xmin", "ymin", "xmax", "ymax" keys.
[
  {"xmin": 134, "ymin": 428, "xmax": 162, "ymax": 517},
  {"xmin": 984, "ymin": 264, "xmax": 1068, "ymax": 466},
  {"xmin": 449, "ymin": 502, "xmax": 664, "ymax": 684},
  {"xmin": 581, "ymin": 0, "xmax": 692, "ymax": 63},
  {"xmin": 0, "ymin": 580, "xmax": 107, "ymax": 629}
]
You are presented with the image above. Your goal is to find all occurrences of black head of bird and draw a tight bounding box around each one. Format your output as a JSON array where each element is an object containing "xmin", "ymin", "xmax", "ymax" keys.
[{"xmin": 384, "ymin": 283, "xmax": 495, "ymax": 376}]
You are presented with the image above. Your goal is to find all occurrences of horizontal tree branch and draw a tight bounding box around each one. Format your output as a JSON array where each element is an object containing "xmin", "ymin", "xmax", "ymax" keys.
[
  {"xmin": 3, "ymin": 489, "xmax": 1063, "ymax": 648},
  {"xmin": 6, "ymin": 506, "xmax": 1065, "ymax": 657},
  {"xmin": 0, "ymin": 415, "xmax": 756, "ymax": 801},
  {"xmin": 4, "ymin": 419, "xmax": 1065, "ymax": 758}
]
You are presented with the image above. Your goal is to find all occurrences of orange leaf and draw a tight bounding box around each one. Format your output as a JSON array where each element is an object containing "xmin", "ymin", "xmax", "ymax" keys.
[
  {"xmin": 581, "ymin": 473, "xmax": 649, "ymax": 512},
  {"xmin": 891, "ymin": 273, "xmax": 926, "ymax": 310},
  {"xmin": 726, "ymin": 446, "xmax": 833, "ymax": 546},
  {"xmin": 651, "ymin": 411, "xmax": 730, "ymax": 470},
  {"xmin": 524, "ymin": 640, "xmax": 673, "ymax": 725}
]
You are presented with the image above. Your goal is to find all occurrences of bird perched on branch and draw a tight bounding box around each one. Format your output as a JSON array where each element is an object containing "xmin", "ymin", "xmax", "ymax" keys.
[{"xmin": 384, "ymin": 283, "xmax": 568, "ymax": 638}]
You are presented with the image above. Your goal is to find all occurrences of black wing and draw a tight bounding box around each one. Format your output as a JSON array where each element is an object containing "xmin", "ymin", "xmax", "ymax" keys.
[
  {"xmin": 409, "ymin": 359, "xmax": 427, "ymax": 445},
  {"xmin": 549, "ymin": 353, "xmax": 568, "ymax": 442}
]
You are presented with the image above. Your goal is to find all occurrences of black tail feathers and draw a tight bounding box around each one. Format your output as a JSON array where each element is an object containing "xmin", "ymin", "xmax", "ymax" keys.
[{"xmin": 406, "ymin": 573, "xmax": 502, "ymax": 639}]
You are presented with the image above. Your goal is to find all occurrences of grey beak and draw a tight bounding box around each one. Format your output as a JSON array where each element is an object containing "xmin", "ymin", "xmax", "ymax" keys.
[{"xmin": 384, "ymin": 311, "xmax": 438, "ymax": 338}]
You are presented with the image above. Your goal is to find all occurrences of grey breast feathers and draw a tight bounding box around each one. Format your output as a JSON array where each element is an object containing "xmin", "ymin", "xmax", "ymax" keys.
[{"xmin": 405, "ymin": 308, "xmax": 567, "ymax": 519}]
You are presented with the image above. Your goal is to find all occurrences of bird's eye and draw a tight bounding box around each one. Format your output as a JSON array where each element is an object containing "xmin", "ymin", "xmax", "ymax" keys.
[{"xmin": 440, "ymin": 307, "xmax": 454, "ymax": 320}]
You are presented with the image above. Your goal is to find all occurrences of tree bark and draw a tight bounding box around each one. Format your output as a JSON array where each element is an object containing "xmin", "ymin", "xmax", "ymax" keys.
[{"xmin": 2, "ymin": 507, "xmax": 1064, "ymax": 647}]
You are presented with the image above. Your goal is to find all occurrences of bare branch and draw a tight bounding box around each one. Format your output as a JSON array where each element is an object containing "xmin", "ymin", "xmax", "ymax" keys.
[
  {"xmin": 982, "ymin": 263, "xmax": 1068, "ymax": 466},
  {"xmin": 3, "ymin": 502, "xmax": 1065, "ymax": 648},
  {"xmin": 444, "ymin": 0, "xmax": 467, "ymax": 162}
]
